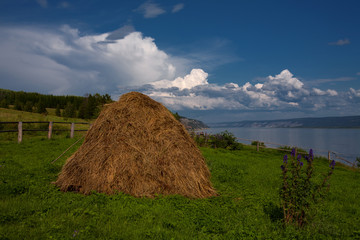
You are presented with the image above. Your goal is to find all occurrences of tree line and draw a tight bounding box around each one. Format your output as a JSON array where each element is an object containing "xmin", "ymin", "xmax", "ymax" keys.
[{"xmin": 0, "ymin": 89, "xmax": 113, "ymax": 119}]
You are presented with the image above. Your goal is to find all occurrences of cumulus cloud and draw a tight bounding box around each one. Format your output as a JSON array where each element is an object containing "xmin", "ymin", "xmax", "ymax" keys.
[
  {"xmin": 172, "ymin": 3, "xmax": 184, "ymax": 13},
  {"xmin": 135, "ymin": 1, "xmax": 166, "ymax": 18},
  {"xmin": 329, "ymin": 38, "xmax": 350, "ymax": 46},
  {"xmin": 326, "ymin": 89, "xmax": 338, "ymax": 96},
  {"xmin": 349, "ymin": 88, "xmax": 360, "ymax": 97},
  {"xmin": 0, "ymin": 25, "xmax": 181, "ymax": 95},
  {"xmin": 265, "ymin": 69, "xmax": 304, "ymax": 90},
  {"xmin": 312, "ymin": 88, "xmax": 338, "ymax": 96},
  {"xmin": 151, "ymin": 69, "xmax": 208, "ymax": 90}
]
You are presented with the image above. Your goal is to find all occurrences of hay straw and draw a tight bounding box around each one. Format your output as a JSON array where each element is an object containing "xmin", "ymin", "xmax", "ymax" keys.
[{"xmin": 55, "ymin": 92, "xmax": 217, "ymax": 198}]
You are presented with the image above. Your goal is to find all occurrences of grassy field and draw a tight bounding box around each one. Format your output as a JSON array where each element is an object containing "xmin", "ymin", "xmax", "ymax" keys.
[{"xmin": 1, "ymin": 136, "xmax": 359, "ymax": 239}]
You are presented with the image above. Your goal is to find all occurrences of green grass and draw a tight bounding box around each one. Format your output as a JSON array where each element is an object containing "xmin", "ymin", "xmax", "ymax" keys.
[{"xmin": 0, "ymin": 137, "xmax": 359, "ymax": 239}]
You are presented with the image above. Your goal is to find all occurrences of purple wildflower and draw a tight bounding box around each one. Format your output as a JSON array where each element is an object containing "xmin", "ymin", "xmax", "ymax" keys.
[
  {"xmin": 309, "ymin": 149, "xmax": 314, "ymax": 159},
  {"xmin": 283, "ymin": 155, "xmax": 288, "ymax": 164},
  {"xmin": 305, "ymin": 155, "xmax": 309, "ymax": 162},
  {"xmin": 297, "ymin": 154, "xmax": 302, "ymax": 161},
  {"xmin": 291, "ymin": 148, "xmax": 296, "ymax": 157},
  {"xmin": 281, "ymin": 165, "xmax": 285, "ymax": 171},
  {"xmin": 330, "ymin": 160, "xmax": 336, "ymax": 169},
  {"xmin": 299, "ymin": 161, "xmax": 304, "ymax": 167}
]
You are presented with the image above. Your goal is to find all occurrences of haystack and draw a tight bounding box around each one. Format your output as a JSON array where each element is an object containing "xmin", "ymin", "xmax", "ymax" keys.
[{"xmin": 55, "ymin": 92, "xmax": 217, "ymax": 198}]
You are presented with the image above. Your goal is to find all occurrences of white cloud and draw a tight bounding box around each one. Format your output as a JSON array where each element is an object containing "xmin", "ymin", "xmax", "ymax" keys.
[
  {"xmin": 135, "ymin": 1, "xmax": 166, "ymax": 18},
  {"xmin": 326, "ymin": 89, "xmax": 338, "ymax": 96},
  {"xmin": 313, "ymin": 88, "xmax": 326, "ymax": 95},
  {"xmin": 329, "ymin": 38, "xmax": 350, "ymax": 46},
  {"xmin": 149, "ymin": 90, "xmax": 246, "ymax": 110},
  {"xmin": 313, "ymin": 88, "xmax": 338, "ymax": 96},
  {"xmin": 151, "ymin": 69, "xmax": 208, "ymax": 90},
  {"xmin": 266, "ymin": 69, "xmax": 304, "ymax": 90},
  {"xmin": 172, "ymin": 3, "xmax": 184, "ymax": 13},
  {"xmin": 0, "ymin": 25, "xmax": 181, "ymax": 95},
  {"xmin": 349, "ymin": 88, "xmax": 360, "ymax": 97},
  {"xmin": 36, "ymin": 0, "xmax": 47, "ymax": 8}
]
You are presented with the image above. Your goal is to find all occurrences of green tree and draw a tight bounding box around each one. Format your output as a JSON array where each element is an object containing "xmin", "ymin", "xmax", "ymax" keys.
[
  {"xmin": 14, "ymin": 99, "xmax": 23, "ymax": 111},
  {"xmin": 63, "ymin": 102, "xmax": 76, "ymax": 118},
  {"xmin": 0, "ymin": 99, "xmax": 8, "ymax": 108},
  {"xmin": 55, "ymin": 104, "xmax": 61, "ymax": 117},
  {"xmin": 173, "ymin": 112, "xmax": 181, "ymax": 121},
  {"xmin": 77, "ymin": 98, "xmax": 88, "ymax": 119},
  {"xmin": 87, "ymin": 94, "xmax": 97, "ymax": 118},
  {"xmin": 24, "ymin": 101, "xmax": 33, "ymax": 112},
  {"xmin": 36, "ymin": 100, "xmax": 47, "ymax": 114}
]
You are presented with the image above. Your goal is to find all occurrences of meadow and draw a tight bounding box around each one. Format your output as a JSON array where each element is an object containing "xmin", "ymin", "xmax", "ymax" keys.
[{"xmin": 1, "ymin": 133, "xmax": 359, "ymax": 239}]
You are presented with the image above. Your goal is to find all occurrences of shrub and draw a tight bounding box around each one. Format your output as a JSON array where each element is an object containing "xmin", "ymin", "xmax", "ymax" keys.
[
  {"xmin": 193, "ymin": 131, "xmax": 242, "ymax": 150},
  {"xmin": 356, "ymin": 157, "xmax": 360, "ymax": 168},
  {"xmin": 251, "ymin": 141, "xmax": 265, "ymax": 148},
  {"xmin": 280, "ymin": 148, "xmax": 335, "ymax": 227}
]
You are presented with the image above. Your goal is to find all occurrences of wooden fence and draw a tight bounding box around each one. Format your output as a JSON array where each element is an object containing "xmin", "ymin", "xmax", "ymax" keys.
[{"xmin": 0, "ymin": 121, "xmax": 91, "ymax": 143}]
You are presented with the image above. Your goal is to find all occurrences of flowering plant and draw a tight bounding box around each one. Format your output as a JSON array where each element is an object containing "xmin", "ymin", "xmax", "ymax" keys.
[{"xmin": 280, "ymin": 148, "xmax": 335, "ymax": 227}]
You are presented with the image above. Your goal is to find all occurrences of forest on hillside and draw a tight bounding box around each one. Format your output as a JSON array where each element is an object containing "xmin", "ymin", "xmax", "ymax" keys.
[{"xmin": 0, "ymin": 89, "xmax": 113, "ymax": 119}]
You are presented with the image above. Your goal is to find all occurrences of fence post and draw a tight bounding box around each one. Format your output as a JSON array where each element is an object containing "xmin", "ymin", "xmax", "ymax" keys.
[
  {"xmin": 48, "ymin": 121, "xmax": 53, "ymax": 139},
  {"xmin": 328, "ymin": 151, "xmax": 331, "ymax": 162},
  {"xmin": 18, "ymin": 121, "xmax": 22, "ymax": 143},
  {"xmin": 257, "ymin": 141, "xmax": 259, "ymax": 152},
  {"xmin": 70, "ymin": 123, "xmax": 75, "ymax": 138}
]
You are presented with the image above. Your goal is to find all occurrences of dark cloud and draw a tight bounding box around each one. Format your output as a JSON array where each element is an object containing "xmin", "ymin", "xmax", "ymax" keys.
[{"xmin": 106, "ymin": 25, "xmax": 136, "ymax": 40}]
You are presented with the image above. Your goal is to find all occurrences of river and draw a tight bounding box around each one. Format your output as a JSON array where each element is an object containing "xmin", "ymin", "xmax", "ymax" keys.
[{"xmin": 199, "ymin": 127, "xmax": 360, "ymax": 165}]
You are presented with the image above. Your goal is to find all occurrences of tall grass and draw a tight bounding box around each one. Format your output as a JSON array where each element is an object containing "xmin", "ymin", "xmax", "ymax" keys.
[{"xmin": 1, "ymin": 137, "xmax": 359, "ymax": 239}]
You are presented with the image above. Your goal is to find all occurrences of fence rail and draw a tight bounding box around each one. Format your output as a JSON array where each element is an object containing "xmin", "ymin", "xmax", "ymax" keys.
[{"xmin": 0, "ymin": 121, "xmax": 91, "ymax": 143}]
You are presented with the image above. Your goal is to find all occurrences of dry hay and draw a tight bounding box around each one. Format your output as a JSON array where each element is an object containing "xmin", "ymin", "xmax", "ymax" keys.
[{"xmin": 55, "ymin": 92, "xmax": 217, "ymax": 198}]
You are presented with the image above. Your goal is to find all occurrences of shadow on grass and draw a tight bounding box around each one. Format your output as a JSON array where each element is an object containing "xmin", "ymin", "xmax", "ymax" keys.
[{"xmin": 263, "ymin": 202, "xmax": 283, "ymax": 223}]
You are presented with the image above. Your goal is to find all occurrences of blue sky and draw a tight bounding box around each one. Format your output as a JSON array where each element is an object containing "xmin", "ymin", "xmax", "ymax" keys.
[{"xmin": 0, "ymin": 0, "xmax": 359, "ymax": 122}]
